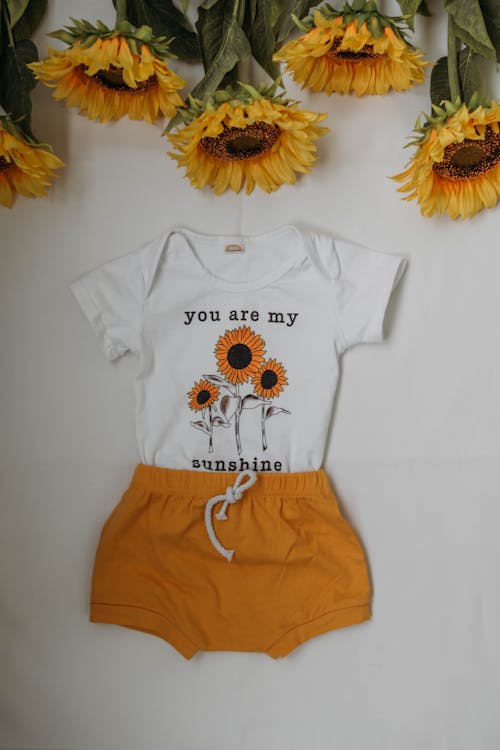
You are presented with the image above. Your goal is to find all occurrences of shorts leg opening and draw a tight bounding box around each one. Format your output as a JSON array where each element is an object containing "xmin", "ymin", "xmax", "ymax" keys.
[{"xmin": 90, "ymin": 601, "xmax": 199, "ymax": 659}]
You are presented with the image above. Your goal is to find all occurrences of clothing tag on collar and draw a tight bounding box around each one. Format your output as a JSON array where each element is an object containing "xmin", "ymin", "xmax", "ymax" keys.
[{"xmin": 225, "ymin": 243, "xmax": 245, "ymax": 253}]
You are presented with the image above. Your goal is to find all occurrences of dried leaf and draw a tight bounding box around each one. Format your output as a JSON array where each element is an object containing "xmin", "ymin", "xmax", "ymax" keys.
[
  {"xmin": 265, "ymin": 405, "xmax": 291, "ymax": 419},
  {"xmin": 212, "ymin": 416, "xmax": 230, "ymax": 427},
  {"xmin": 203, "ymin": 374, "xmax": 228, "ymax": 384},
  {"xmin": 241, "ymin": 394, "xmax": 265, "ymax": 410},
  {"xmin": 190, "ymin": 420, "xmax": 210, "ymax": 435},
  {"xmin": 220, "ymin": 395, "xmax": 240, "ymax": 421}
]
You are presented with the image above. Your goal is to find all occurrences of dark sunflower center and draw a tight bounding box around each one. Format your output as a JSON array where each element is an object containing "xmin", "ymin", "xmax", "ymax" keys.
[
  {"xmin": 0, "ymin": 155, "xmax": 11, "ymax": 171},
  {"xmin": 196, "ymin": 389, "xmax": 211, "ymax": 405},
  {"xmin": 328, "ymin": 37, "xmax": 382, "ymax": 60},
  {"xmin": 227, "ymin": 343, "xmax": 252, "ymax": 370},
  {"xmin": 260, "ymin": 369, "xmax": 278, "ymax": 389},
  {"xmin": 79, "ymin": 64, "xmax": 158, "ymax": 92},
  {"xmin": 227, "ymin": 134, "xmax": 262, "ymax": 155},
  {"xmin": 433, "ymin": 126, "xmax": 500, "ymax": 181},
  {"xmin": 200, "ymin": 122, "xmax": 281, "ymax": 161},
  {"xmin": 451, "ymin": 144, "xmax": 486, "ymax": 168}
]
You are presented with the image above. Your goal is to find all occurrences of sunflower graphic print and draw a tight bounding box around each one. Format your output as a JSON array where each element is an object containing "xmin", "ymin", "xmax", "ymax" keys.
[
  {"xmin": 188, "ymin": 326, "xmax": 291, "ymax": 455},
  {"xmin": 214, "ymin": 326, "xmax": 266, "ymax": 384}
]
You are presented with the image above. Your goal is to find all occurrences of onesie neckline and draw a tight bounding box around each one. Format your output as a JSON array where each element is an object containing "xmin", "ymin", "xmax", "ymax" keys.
[{"xmin": 168, "ymin": 224, "xmax": 309, "ymax": 292}]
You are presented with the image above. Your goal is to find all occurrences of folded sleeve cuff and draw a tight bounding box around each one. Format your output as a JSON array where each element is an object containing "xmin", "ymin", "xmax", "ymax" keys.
[
  {"xmin": 366, "ymin": 254, "xmax": 407, "ymax": 344},
  {"xmin": 69, "ymin": 278, "xmax": 124, "ymax": 361}
]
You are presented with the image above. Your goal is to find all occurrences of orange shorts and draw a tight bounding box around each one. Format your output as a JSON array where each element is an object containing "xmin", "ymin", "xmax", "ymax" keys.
[{"xmin": 90, "ymin": 464, "xmax": 372, "ymax": 658}]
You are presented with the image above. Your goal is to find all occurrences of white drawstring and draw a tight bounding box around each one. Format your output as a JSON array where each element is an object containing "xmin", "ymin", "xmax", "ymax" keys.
[{"xmin": 204, "ymin": 471, "xmax": 257, "ymax": 561}]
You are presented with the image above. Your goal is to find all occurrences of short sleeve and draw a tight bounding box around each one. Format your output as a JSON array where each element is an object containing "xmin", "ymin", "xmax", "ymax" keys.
[
  {"xmin": 69, "ymin": 245, "xmax": 148, "ymax": 361},
  {"xmin": 332, "ymin": 238, "xmax": 407, "ymax": 351}
]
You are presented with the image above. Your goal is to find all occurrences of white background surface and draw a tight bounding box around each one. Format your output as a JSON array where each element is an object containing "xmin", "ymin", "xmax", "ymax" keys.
[{"xmin": 2, "ymin": 1, "xmax": 500, "ymax": 748}]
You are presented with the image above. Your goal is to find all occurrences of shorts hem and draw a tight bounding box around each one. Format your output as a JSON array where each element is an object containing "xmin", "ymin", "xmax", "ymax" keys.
[
  {"xmin": 90, "ymin": 602, "xmax": 198, "ymax": 660},
  {"xmin": 266, "ymin": 602, "xmax": 372, "ymax": 658}
]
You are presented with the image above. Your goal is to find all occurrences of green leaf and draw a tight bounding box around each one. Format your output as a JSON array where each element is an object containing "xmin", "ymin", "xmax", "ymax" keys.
[
  {"xmin": 430, "ymin": 57, "xmax": 451, "ymax": 106},
  {"xmin": 134, "ymin": 24, "xmax": 153, "ymax": 42},
  {"xmin": 47, "ymin": 29, "xmax": 75, "ymax": 45},
  {"xmin": 196, "ymin": 0, "xmax": 226, "ymax": 72},
  {"xmin": 479, "ymin": 0, "xmax": 500, "ymax": 62},
  {"xmin": 127, "ymin": 36, "xmax": 139, "ymax": 55},
  {"xmin": 12, "ymin": 0, "xmax": 47, "ymax": 41},
  {"xmin": 247, "ymin": 0, "xmax": 280, "ymax": 78},
  {"xmin": 395, "ymin": 0, "xmax": 431, "ymax": 30},
  {"xmin": 430, "ymin": 48, "xmax": 482, "ymax": 107},
  {"xmin": 5, "ymin": 0, "xmax": 30, "ymax": 27},
  {"xmin": 112, "ymin": 0, "xmax": 200, "ymax": 59},
  {"xmin": 165, "ymin": 108, "xmax": 186, "ymax": 132},
  {"xmin": 457, "ymin": 46, "xmax": 482, "ymax": 103},
  {"xmin": 367, "ymin": 14, "xmax": 383, "ymax": 39},
  {"xmin": 247, "ymin": 0, "xmax": 258, "ymax": 26},
  {"xmin": 275, "ymin": 0, "xmax": 314, "ymax": 43},
  {"xmin": 399, "ymin": 0, "xmax": 431, "ymax": 14},
  {"xmin": 270, "ymin": 0, "xmax": 282, "ymax": 29},
  {"xmin": 275, "ymin": 0, "xmax": 322, "ymax": 43},
  {"xmin": 397, "ymin": 0, "xmax": 424, "ymax": 13},
  {"xmin": 192, "ymin": 0, "xmax": 251, "ymax": 99},
  {"xmin": 0, "ymin": 38, "xmax": 38, "ymax": 136},
  {"xmin": 444, "ymin": 0, "xmax": 496, "ymax": 61}
]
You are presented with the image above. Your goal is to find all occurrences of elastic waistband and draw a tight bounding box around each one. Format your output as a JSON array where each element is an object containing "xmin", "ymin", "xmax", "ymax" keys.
[{"xmin": 130, "ymin": 464, "xmax": 331, "ymax": 496}]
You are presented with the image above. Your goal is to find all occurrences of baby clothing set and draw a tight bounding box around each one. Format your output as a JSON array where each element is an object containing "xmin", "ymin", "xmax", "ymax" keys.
[{"xmin": 70, "ymin": 224, "xmax": 406, "ymax": 658}]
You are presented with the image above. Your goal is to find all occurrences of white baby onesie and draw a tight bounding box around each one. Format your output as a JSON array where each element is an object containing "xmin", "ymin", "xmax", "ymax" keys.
[{"xmin": 70, "ymin": 225, "xmax": 406, "ymax": 472}]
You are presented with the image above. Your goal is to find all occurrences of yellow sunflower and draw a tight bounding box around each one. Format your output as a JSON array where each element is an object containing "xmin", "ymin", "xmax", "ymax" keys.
[
  {"xmin": 393, "ymin": 99, "xmax": 500, "ymax": 220},
  {"xmin": 188, "ymin": 379, "xmax": 220, "ymax": 412},
  {"xmin": 0, "ymin": 117, "xmax": 64, "ymax": 208},
  {"xmin": 166, "ymin": 82, "xmax": 328, "ymax": 194},
  {"xmin": 29, "ymin": 19, "xmax": 185, "ymax": 123},
  {"xmin": 215, "ymin": 326, "xmax": 266, "ymax": 385},
  {"xmin": 252, "ymin": 359, "xmax": 288, "ymax": 400},
  {"xmin": 274, "ymin": 4, "xmax": 426, "ymax": 96}
]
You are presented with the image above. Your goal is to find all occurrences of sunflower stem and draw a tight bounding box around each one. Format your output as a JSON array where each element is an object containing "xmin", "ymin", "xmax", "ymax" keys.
[
  {"xmin": 261, "ymin": 403, "xmax": 268, "ymax": 452},
  {"xmin": 233, "ymin": 0, "xmax": 246, "ymax": 89},
  {"xmin": 1, "ymin": 1, "xmax": 15, "ymax": 49},
  {"xmin": 235, "ymin": 384, "xmax": 242, "ymax": 456},
  {"xmin": 447, "ymin": 17, "xmax": 461, "ymax": 103},
  {"xmin": 208, "ymin": 404, "xmax": 214, "ymax": 453},
  {"xmin": 116, "ymin": 0, "xmax": 128, "ymax": 25},
  {"xmin": 236, "ymin": 0, "xmax": 245, "ymax": 30}
]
